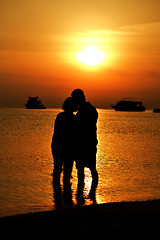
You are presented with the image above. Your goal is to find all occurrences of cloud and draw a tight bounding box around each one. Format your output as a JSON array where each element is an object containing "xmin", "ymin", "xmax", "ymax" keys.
[{"xmin": 121, "ymin": 22, "xmax": 160, "ymax": 35}]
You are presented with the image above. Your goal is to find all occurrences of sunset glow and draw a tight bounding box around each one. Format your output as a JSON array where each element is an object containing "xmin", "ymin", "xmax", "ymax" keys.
[
  {"xmin": 77, "ymin": 47, "xmax": 105, "ymax": 66},
  {"xmin": 0, "ymin": 1, "xmax": 160, "ymax": 108}
]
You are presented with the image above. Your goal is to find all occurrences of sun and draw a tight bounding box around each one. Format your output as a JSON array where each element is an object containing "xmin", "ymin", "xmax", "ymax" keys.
[{"xmin": 77, "ymin": 46, "xmax": 105, "ymax": 66}]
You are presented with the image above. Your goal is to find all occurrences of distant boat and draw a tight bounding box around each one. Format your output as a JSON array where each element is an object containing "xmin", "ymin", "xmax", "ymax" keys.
[
  {"xmin": 153, "ymin": 108, "xmax": 160, "ymax": 113},
  {"xmin": 25, "ymin": 96, "xmax": 46, "ymax": 109},
  {"xmin": 112, "ymin": 98, "xmax": 145, "ymax": 112}
]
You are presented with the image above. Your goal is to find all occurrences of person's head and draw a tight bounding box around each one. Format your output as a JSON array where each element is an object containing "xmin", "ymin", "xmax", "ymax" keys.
[
  {"xmin": 62, "ymin": 97, "xmax": 78, "ymax": 112},
  {"xmin": 71, "ymin": 89, "xmax": 86, "ymax": 106}
]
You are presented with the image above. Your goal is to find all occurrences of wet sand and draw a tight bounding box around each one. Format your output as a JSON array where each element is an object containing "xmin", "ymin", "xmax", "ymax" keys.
[{"xmin": 0, "ymin": 200, "xmax": 160, "ymax": 239}]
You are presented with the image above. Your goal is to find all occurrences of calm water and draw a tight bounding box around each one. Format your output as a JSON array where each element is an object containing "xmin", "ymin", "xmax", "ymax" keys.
[{"xmin": 0, "ymin": 108, "xmax": 160, "ymax": 217}]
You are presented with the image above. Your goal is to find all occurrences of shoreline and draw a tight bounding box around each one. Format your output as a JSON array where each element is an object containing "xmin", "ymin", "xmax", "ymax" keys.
[{"xmin": 1, "ymin": 200, "xmax": 160, "ymax": 239}]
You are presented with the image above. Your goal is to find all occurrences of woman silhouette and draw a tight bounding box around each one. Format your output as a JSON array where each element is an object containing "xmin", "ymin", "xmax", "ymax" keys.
[{"xmin": 51, "ymin": 97, "xmax": 77, "ymax": 188}]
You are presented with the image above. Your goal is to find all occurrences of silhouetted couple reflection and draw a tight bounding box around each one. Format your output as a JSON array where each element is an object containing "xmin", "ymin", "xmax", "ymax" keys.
[{"xmin": 51, "ymin": 89, "xmax": 98, "ymax": 207}]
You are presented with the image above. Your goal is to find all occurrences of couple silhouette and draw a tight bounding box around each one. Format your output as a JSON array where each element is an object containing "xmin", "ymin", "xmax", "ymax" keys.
[{"xmin": 51, "ymin": 89, "xmax": 98, "ymax": 206}]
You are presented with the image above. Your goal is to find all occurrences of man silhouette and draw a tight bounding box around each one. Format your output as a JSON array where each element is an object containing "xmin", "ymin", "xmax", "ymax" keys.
[{"xmin": 71, "ymin": 89, "xmax": 98, "ymax": 200}]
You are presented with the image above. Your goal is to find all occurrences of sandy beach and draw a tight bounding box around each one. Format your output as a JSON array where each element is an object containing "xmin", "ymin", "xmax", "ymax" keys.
[{"xmin": 0, "ymin": 200, "xmax": 160, "ymax": 239}]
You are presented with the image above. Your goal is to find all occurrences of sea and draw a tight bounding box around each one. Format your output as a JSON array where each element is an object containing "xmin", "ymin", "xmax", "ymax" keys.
[{"xmin": 0, "ymin": 108, "xmax": 160, "ymax": 217}]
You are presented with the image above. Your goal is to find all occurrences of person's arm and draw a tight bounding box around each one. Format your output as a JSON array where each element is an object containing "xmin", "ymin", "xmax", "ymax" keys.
[{"xmin": 51, "ymin": 115, "xmax": 59, "ymax": 149}]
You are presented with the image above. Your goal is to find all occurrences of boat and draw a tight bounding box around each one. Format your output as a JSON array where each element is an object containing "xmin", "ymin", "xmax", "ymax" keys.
[
  {"xmin": 153, "ymin": 108, "xmax": 160, "ymax": 113},
  {"xmin": 112, "ymin": 98, "xmax": 145, "ymax": 112},
  {"xmin": 25, "ymin": 96, "xmax": 46, "ymax": 109}
]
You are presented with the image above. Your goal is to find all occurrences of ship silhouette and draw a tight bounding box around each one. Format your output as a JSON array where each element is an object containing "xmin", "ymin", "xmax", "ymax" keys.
[
  {"xmin": 153, "ymin": 108, "xmax": 160, "ymax": 113},
  {"xmin": 112, "ymin": 98, "xmax": 145, "ymax": 112},
  {"xmin": 25, "ymin": 96, "xmax": 46, "ymax": 109}
]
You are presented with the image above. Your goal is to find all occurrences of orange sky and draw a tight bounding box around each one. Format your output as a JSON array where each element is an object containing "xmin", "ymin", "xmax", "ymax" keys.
[{"xmin": 0, "ymin": 0, "xmax": 160, "ymax": 108}]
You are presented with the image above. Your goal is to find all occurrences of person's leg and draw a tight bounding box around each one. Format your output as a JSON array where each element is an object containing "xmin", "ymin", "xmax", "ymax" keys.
[
  {"xmin": 63, "ymin": 159, "xmax": 73, "ymax": 186},
  {"xmin": 89, "ymin": 166, "xmax": 98, "ymax": 200},
  {"xmin": 53, "ymin": 158, "xmax": 63, "ymax": 186},
  {"xmin": 63, "ymin": 160, "xmax": 74, "ymax": 206},
  {"xmin": 76, "ymin": 165, "xmax": 85, "ymax": 205},
  {"xmin": 90, "ymin": 166, "xmax": 98, "ymax": 188},
  {"xmin": 52, "ymin": 157, "xmax": 63, "ymax": 207},
  {"xmin": 89, "ymin": 148, "xmax": 98, "ymax": 193}
]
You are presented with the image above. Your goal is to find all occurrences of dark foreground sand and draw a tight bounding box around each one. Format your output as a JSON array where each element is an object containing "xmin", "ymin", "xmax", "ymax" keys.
[{"xmin": 0, "ymin": 200, "xmax": 160, "ymax": 239}]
